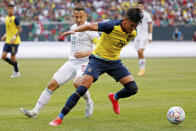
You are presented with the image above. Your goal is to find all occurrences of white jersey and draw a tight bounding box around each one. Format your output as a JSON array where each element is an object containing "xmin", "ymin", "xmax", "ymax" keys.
[
  {"xmin": 69, "ymin": 21, "xmax": 100, "ymax": 62},
  {"xmin": 135, "ymin": 10, "xmax": 152, "ymax": 40},
  {"xmin": 53, "ymin": 21, "xmax": 99, "ymax": 85}
]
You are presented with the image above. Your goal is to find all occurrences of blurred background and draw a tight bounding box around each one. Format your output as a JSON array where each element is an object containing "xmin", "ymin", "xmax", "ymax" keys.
[{"xmin": 0, "ymin": 0, "xmax": 196, "ymax": 41}]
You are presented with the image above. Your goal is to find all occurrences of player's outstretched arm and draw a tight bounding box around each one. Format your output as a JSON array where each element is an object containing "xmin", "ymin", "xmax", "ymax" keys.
[
  {"xmin": 74, "ymin": 23, "xmax": 98, "ymax": 32},
  {"xmin": 59, "ymin": 23, "xmax": 98, "ymax": 38}
]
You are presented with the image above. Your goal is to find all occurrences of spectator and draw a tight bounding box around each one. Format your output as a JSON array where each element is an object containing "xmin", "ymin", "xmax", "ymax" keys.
[
  {"xmin": 0, "ymin": 0, "xmax": 195, "ymax": 26},
  {"xmin": 192, "ymin": 31, "xmax": 196, "ymax": 41},
  {"xmin": 172, "ymin": 27, "xmax": 183, "ymax": 41}
]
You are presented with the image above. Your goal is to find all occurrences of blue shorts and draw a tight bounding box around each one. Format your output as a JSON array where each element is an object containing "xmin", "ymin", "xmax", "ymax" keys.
[
  {"xmin": 3, "ymin": 44, "xmax": 19, "ymax": 55},
  {"xmin": 84, "ymin": 55, "xmax": 131, "ymax": 82}
]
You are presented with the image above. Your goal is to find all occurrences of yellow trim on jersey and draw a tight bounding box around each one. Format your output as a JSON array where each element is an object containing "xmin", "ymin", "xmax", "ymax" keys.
[
  {"xmin": 5, "ymin": 15, "xmax": 21, "ymax": 44},
  {"xmin": 92, "ymin": 25, "xmax": 136, "ymax": 60}
]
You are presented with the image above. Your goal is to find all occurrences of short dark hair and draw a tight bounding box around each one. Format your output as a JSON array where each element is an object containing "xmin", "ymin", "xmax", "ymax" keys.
[
  {"xmin": 74, "ymin": 6, "xmax": 86, "ymax": 12},
  {"xmin": 8, "ymin": 4, "xmax": 14, "ymax": 8},
  {"xmin": 126, "ymin": 8, "xmax": 143, "ymax": 24},
  {"xmin": 137, "ymin": 0, "xmax": 144, "ymax": 5}
]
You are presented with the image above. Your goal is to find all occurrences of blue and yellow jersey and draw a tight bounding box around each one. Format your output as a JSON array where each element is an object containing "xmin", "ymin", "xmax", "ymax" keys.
[
  {"xmin": 92, "ymin": 20, "xmax": 137, "ymax": 61},
  {"xmin": 5, "ymin": 15, "xmax": 21, "ymax": 44}
]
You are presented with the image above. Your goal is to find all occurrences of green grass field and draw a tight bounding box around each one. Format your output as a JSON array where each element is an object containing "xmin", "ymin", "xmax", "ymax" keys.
[{"xmin": 0, "ymin": 58, "xmax": 196, "ymax": 131}]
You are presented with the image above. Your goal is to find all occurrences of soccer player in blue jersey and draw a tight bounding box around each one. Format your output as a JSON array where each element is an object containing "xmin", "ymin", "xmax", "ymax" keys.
[
  {"xmin": 1, "ymin": 4, "xmax": 22, "ymax": 78},
  {"xmin": 49, "ymin": 8, "xmax": 143, "ymax": 126}
]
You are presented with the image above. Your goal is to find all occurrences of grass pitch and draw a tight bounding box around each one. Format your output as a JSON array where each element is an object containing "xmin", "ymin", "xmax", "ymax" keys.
[{"xmin": 0, "ymin": 58, "xmax": 196, "ymax": 131}]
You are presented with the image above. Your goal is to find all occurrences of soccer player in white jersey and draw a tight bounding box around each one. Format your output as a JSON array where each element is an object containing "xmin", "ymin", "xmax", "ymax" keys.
[
  {"xmin": 134, "ymin": 1, "xmax": 153, "ymax": 76},
  {"xmin": 20, "ymin": 6, "xmax": 99, "ymax": 118}
]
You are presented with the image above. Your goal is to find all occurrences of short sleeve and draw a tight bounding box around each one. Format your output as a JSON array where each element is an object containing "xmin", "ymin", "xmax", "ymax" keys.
[
  {"xmin": 14, "ymin": 16, "xmax": 20, "ymax": 26},
  {"xmin": 98, "ymin": 21, "xmax": 114, "ymax": 34}
]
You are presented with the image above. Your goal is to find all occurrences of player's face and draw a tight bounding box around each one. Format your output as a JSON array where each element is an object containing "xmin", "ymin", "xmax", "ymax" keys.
[
  {"xmin": 122, "ymin": 18, "xmax": 138, "ymax": 34},
  {"xmin": 137, "ymin": 4, "xmax": 144, "ymax": 11},
  {"xmin": 7, "ymin": 7, "xmax": 14, "ymax": 16},
  {"xmin": 73, "ymin": 10, "xmax": 87, "ymax": 26}
]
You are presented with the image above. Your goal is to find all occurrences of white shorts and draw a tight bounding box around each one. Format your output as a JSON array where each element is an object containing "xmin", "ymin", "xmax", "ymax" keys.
[
  {"xmin": 134, "ymin": 38, "xmax": 148, "ymax": 50},
  {"xmin": 53, "ymin": 60, "xmax": 88, "ymax": 85}
]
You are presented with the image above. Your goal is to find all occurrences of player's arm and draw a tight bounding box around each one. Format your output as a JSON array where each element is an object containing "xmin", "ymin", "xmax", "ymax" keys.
[
  {"xmin": 59, "ymin": 21, "xmax": 114, "ymax": 38},
  {"xmin": 15, "ymin": 25, "xmax": 22, "ymax": 37},
  {"xmin": 148, "ymin": 22, "xmax": 153, "ymax": 42},
  {"xmin": 147, "ymin": 13, "xmax": 153, "ymax": 42},
  {"xmin": 59, "ymin": 23, "xmax": 98, "ymax": 38}
]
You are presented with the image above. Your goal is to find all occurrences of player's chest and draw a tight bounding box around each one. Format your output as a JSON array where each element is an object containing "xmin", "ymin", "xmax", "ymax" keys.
[
  {"xmin": 71, "ymin": 32, "xmax": 90, "ymax": 45},
  {"xmin": 71, "ymin": 32, "xmax": 89, "ymax": 40},
  {"xmin": 6, "ymin": 18, "xmax": 15, "ymax": 27}
]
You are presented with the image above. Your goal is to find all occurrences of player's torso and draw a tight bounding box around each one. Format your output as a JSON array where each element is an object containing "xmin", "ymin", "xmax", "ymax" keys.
[
  {"xmin": 136, "ymin": 11, "xmax": 151, "ymax": 38},
  {"xmin": 69, "ymin": 22, "xmax": 94, "ymax": 61},
  {"xmin": 5, "ymin": 15, "xmax": 20, "ymax": 44},
  {"xmin": 93, "ymin": 25, "xmax": 136, "ymax": 60}
]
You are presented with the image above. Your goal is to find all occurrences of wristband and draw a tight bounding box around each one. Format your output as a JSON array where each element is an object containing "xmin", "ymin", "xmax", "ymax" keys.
[
  {"xmin": 148, "ymin": 33, "xmax": 152, "ymax": 40},
  {"xmin": 12, "ymin": 35, "xmax": 16, "ymax": 39}
]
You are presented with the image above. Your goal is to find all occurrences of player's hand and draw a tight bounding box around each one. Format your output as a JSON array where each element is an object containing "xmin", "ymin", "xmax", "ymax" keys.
[
  {"xmin": 74, "ymin": 52, "xmax": 88, "ymax": 58},
  {"xmin": 10, "ymin": 38, "xmax": 16, "ymax": 43},
  {"xmin": 148, "ymin": 34, "xmax": 152, "ymax": 43},
  {"xmin": 58, "ymin": 30, "xmax": 75, "ymax": 39},
  {"xmin": 1, "ymin": 36, "xmax": 6, "ymax": 41}
]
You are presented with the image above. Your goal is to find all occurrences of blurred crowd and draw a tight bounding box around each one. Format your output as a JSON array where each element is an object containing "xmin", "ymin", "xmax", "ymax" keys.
[{"xmin": 0, "ymin": 0, "xmax": 196, "ymax": 26}]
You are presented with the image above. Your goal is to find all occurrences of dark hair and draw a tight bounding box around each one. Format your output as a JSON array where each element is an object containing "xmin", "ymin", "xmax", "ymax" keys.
[
  {"xmin": 8, "ymin": 4, "xmax": 14, "ymax": 8},
  {"xmin": 137, "ymin": 0, "xmax": 144, "ymax": 5},
  {"xmin": 126, "ymin": 8, "xmax": 143, "ymax": 24},
  {"xmin": 74, "ymin": 6, "xmax": 86, "ymax": 12}
]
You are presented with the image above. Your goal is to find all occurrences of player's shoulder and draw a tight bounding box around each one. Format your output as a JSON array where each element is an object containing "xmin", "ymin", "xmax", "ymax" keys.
[
  {"xmin": 5, "ymin": 16, "xmax": 9, "ymax": 19},
  {"xmin": 109, "ymin": 20, "xmax": 123, "ymax": 26},
  {"xmin": 143, "ymin": 10, "xmax": 151, "ymax": 16}
]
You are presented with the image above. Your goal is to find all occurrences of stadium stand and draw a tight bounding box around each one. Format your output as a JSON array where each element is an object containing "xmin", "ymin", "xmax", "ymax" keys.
[
  {"xmin": 0, "ymin": 0, "xmax": 195, "ymax": 26},
  {"xmin": 0, "ymin": 0, "xmax": 195, "ymax": 41}
]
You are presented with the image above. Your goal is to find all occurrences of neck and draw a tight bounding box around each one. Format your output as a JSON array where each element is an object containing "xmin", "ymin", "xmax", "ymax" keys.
[{"xmin": 120, "ymin": 21, "xmax": 127, "ymax": 34}]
